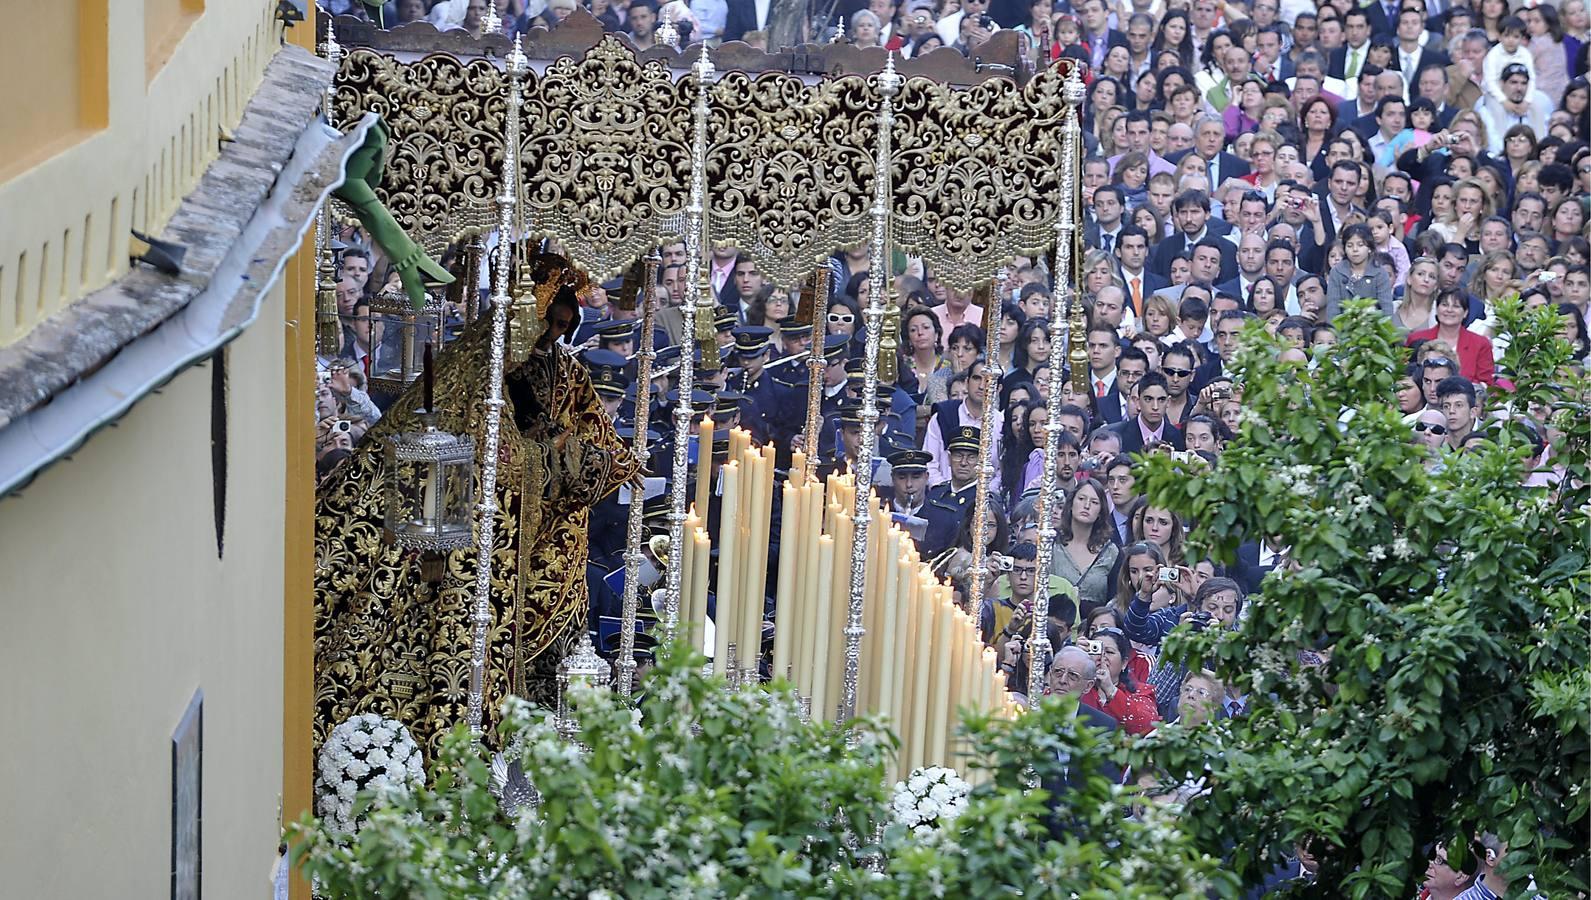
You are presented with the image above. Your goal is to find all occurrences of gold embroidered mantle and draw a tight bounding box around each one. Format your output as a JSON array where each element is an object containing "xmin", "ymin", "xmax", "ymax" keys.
[{"xmin": 314, "ymin": 319, "xmax": 640, "ymax": 756}]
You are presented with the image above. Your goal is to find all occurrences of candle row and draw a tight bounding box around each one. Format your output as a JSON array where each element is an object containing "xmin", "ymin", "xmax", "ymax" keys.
[
  {"xmin": 704, "ymin": 427, "xmax": 774, "ymax": 677},
  {"xmin": 765, "ymin": 465, "xmax": 1009, "ymax": 785}
]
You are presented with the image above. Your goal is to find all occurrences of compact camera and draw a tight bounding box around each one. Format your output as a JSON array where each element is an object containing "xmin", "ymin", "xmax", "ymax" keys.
[{"xmin": 1157, "ymin": 566, "xmax": 1181, "ymax": 584}]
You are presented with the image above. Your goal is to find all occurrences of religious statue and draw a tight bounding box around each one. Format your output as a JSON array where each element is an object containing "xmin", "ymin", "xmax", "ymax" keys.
[{"xmin": 314, "ymin": 253, "xmax": 641, "ymax": 756}]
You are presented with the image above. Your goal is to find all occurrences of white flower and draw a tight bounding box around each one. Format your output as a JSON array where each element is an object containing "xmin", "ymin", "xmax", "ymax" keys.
[
  {"xmin": 370, "ymin": 727, "xmax": 395, "ymax": 747},
  {"xmin": 366, "ymin": 747, "xmax": 390, "ymax": 768},
  {"xmin": 345, "ymin": 759, "xmax": 370, "ymax": 779},
  {"xmin": 348, "ymin": 731, "xmax": 371, "ymax": 752}
]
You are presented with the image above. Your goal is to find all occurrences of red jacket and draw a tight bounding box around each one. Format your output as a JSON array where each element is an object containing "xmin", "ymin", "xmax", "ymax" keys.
[
  {"xmin": 1406, "ymin": 326, "xmax": 1496, "ymax": 386},
  {"xmin": 1081, "ymin": 681, "xmax": 1160, "ymax": 735}
]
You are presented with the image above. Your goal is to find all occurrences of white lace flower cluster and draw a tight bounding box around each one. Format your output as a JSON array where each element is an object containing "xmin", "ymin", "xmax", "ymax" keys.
[
  {"xmin": 890, "ymin": 766, "xmax": 971, "ymax": 838},
  {"xmin": 315, "ymin": 713, "xmax": 426, "ymax": 836}
]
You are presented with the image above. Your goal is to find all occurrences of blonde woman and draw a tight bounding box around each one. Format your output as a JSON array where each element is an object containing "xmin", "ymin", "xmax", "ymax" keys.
[
  {"xmin": 1238, "ymin": 130, "xmax": 1285, "ymax": 200},
  {"xmin": 1427, "ymin": 177, "xmax": 1493, "ymax": 248},
  {"xmin": 1140, "ymin": 293, "xmax": 1179, "ymax": 340},
  {"xmin": 1469, "ymin": 249, "xmax": 1517, "ymax": 357}
]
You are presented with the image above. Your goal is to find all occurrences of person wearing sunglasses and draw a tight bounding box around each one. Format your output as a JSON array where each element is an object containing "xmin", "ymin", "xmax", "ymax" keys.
[
  {"xmin": 825, "ymin": 295, "xmax": 860, "ymax": 338},
  {"xmin": 1159, "ymin": 341, "xmax": 1200, "ymax": 428},
  {"xmin": 1411, "ymin": 407, "xmax": 1450, "ymax": 466}
]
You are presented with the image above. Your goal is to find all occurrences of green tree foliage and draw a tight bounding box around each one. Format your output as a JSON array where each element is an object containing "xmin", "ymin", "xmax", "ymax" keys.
[
  {"xmin": 290, "ymin": 643, "xmax": 1229, "ymax": 898},
  {"xmin": 1134, "ymin": 298, "xmax": 1590, "ymax": 897}
]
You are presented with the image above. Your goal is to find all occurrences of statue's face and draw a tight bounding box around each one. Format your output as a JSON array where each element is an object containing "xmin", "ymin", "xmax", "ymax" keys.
[{"xmin": 541, "ymin": 300, "xmax": 578, "ymax": 348}]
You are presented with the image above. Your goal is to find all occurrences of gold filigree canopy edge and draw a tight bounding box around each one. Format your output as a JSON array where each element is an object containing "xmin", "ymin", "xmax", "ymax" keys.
[{"xmin": 331, "ymin": 40, "xmax": 1077, "ymax": 285}]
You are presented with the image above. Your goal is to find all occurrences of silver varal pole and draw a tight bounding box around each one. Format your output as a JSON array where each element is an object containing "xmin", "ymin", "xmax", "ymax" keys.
[
  {"xmin": 616, "ymin": 253, "xmax": 662, "ymax": 696},
  {"xmin": 840, "ymin": 52, "xmax": 901, "ymax": 725},
  {"xmin": 966, "ymin": 270, "xmax": 1006, "ymax": 610},
  {"xmin": 1028, "ymin": 64, "xmax": 1085, "ymax": 700},
  {"xmin": 662, "ymin": 46, "xmax": 715, "ymax": 639},
  {"xmin": 466, "ymin": 38, "xmax": 528, "ymax": 736}
]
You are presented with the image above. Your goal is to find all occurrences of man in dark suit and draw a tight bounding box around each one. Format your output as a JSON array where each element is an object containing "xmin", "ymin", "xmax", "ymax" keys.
[
  {"xmin": 1083, "ymin": 323, "xmax": 1125, "ymax": 425},
  {"xmin": 1364, "ymin": 0, "xmax": 1403, "ymax": 38},
  {"xmin": 1083, "ymin": 185, "xmax": 1128, "ymax": 253},
  {"xmin": 1108, "ymin": 371, "xmax": 1185, "ymax": 454},
  {"xmin": 1039, "ymin": 645, "xmax": 1124, "ymax": 838},
  {"xmin": 1254, "ymin": 25, "xmax": 1295, "ymax": 82},
  {"xmin": 1148, "ymin": 190, "xmax": 1237, "ymax": 283},
  {"xmin": 1115, "ymin": 224, "xmax": 1167, "ymax": 318},
  {"xmin": 1166, "ymin": 118, "xmax": 1250, "ymax": 189},
  {"xmin": 1328, "ymin": 9, "xmax": 1375, "ymax": 80},
  {"xmin": 721, "ymin": 0, "xmax": 772, "ymax": 43},
  {"xmin": 1414, "ymin": 63, "xmax": 1461, "ymax": 127},
  {"xmin": 1392, "ymin": 9, "xmax": 1450, "ymax": 92},
  {"xmin": 1233, "ymin": 538, "xmax": 1286, "ymax": 595},
  {"xmin": 1076, "ymin": 0, "xmax": 1129, "ymax": 72}
]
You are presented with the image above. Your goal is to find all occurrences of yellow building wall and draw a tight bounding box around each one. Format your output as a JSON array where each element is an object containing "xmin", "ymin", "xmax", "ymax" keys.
[
  {"xmin": 0, "ymin": 0, "xmax": 284, "ymax": 347},
  {"xmin": 0, "ymin": 279, "xmax": 288, "ymax": 897}
]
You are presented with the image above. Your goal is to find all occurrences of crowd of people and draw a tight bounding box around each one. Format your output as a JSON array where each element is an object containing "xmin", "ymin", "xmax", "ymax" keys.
[{"xmin": 311, "ymin": 0, "xmax": 1586, "ymax": 893}]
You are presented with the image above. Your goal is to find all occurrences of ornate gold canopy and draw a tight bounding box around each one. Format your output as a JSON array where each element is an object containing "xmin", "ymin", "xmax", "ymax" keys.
[{"xmin": 329, "ymin": 23, "xmax": 1078, "ymax": 291}]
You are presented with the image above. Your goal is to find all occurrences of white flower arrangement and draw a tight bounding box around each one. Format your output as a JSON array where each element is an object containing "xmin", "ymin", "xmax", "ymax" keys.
[
  {"xmin": 890, "ymin": 766, "xmax": 971, "ymax": 838},
  {"xmin": 315, "ymin": 713, "xmax": 426, "ymax": 836}
]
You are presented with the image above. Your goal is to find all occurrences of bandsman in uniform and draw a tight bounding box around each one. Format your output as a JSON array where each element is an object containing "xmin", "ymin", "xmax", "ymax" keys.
[
  {"xmin": 729, "ymin": 326, "xmax": 777, "ymax": 443},
  {"xmin": 921, "ymin": 424, "xmax": 981, "ymax": 557}
]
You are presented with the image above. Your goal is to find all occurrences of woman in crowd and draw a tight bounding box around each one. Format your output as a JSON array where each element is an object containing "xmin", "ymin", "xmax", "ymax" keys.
[
  {"xmin": 746, "ymin": 284, "xmax": 791, "ymax": 333},
  {"xmin": 1298, "ymin": 102, "xmax": 1336, "ymax": 176},
  {"xmin": 850, "ymin": 9, "xmax": 883, "ymax": 48},
  {"xmin": 1223, "ymin": 76, "xmax": 1265, "ymax": 140},
  {"xmin": 1184, "ymin": 415, "xmax": 1229, "ymax": 456},
  {"xmin": 1080, "ymin": 628, "xmax": 1162, "ymax": 735},
  {"xmin": 1087, "ymin": 77, "xmax": 1125, "ymax": 132},
  {"xmin": 1000, "ymin": 399, "xmax": 1037, "ymax": 504},
  {"xmin": 1114, "ymin": 151, "xmax": 1151, "ymax": 207},
  {"xmin": 1009, "ymin": 320, "xmax": 1053, "ymax": 388},
  {"xmin": 1239, "ymin": 131, "xmax": 1284, "ymax": 199},
  {"xmin": 1393, "ymin": 258, "xmax": 1441, "ymax": 333},
  {"xmin": 1406, "ymin": 290, "xmax": 1497, "ymax": 386},
  {"xmin": 1473, "ymin": 250, "xmax": 1519, "ymax": 318},
  {"xmin": 1052, "ymin": 479, "xmax": 1122, "ymax": 613},
  {"xmin": 1152, "ymin": 9, "xmax": 1195, "ymax": 69},
  {"xmin": 1140, "ymin": 294, "xmax": 1179, "ymax": 341},
  {"xmin": 1548, "ymin": 198, "xmax": 1587, "ymax": 253},
  {"xmin": 1132, "ymin": 205, "xmax": 1166, "ymax": 243},
  {"xmin": 1082, "ymin": 608, "xmax": 1153, "ymax": 684},
  {"xmin": 902, "ymin": 305, "xmax": 947, "ymax": 391},
  {"xmin": 826, "ymin": 294, "xmax": 861, "ymax": 339},
  {"xmin": 1556, "ymin": 303, "xmax": 1591, "ymax": 366},
  {"xmin": 1246, "ymin": 276, "xmax": 1281, "ymax": 319},
  {"xmin": 1082, "ymin": 250, "xmax": 1123, "ymax": 298},
  {"xmin": 925, "ymin": 323, "xmax": 984, "ymax": 406},
  {"xmin": 1138, "ymin": 506, "xmax": 1185, "ymax": 565},
  {"xmin": 1114, "ymin": 540, "xmax": 1171, "ymax": 616},
  {"xmin": 1427, "ymin": 178, "xmax": 1493, "ymax": 251},
  {"xmin": 993, "ymin": 302, "xmax": 1025, "ymax": 371},
  {"xmin": 1500, "ymin": 125, "xmax": 1539, "ymax": 180},
  {"xmin": 1560, "ymin": 77, "xmax": 1589, "ymax": 142}
]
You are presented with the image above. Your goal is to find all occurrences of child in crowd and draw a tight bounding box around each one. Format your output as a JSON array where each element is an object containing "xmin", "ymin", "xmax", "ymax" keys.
[
  {"xmin": 1327, "ymin": 224, "xmax": 1395, "ymax": 316},
  {"xmin": 1482, "ymin": 16, "xmax": 1536, "ymax": 105}
]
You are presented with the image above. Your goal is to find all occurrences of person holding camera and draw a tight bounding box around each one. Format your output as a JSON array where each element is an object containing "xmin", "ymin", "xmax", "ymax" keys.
[
  {"xmin": 324, "ymin": 358, "xmax": 383, "ymax": 426},
  {"xmin": 1077, "ymin": 627, "xmax": 1161, "ymax": 735}
]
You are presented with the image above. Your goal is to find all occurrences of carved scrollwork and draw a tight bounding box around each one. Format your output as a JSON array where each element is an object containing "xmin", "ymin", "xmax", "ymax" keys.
[
  {"xmin": 520, "ymin": 36, "xmax": 693, "ymax": 282},
  {"xmin": 890, "ymin": 65, "xmax": 1069, "ymax": 291},
  {"xmin": 706, "ymin": 72, "xmax": 875, "ymax": 288},
  {"xmin": 332, "ymin": 38, "xmax": 1075, "ymax": 290},
  {"xmin": 333, "ymin": 49, "xmax": 510, "ymax": 257}
]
